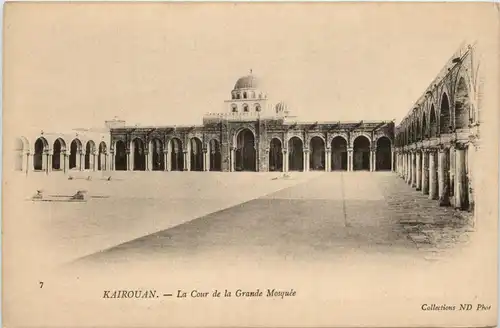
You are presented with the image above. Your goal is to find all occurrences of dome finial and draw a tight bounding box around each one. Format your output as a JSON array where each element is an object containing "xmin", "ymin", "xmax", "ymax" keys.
[{"xmin": 250, "ymin": 68, "xmax": 253, "ymax": 74}]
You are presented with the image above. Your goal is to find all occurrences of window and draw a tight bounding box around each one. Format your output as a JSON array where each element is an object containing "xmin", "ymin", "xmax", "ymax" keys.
[
  {"xmin": 231, "ymin": 104, "xmax": 238, "ymax": 112},
  {"xmin": 255, "ymin": 104, "xmax": 261, "ymax": 112},
  {"xmin": 243, "ymin": 104, "xmax": 249, "ymax": 112},
  {"xmin": 243, "ymin": 92, "xmax": 247, "ymax": 99}
]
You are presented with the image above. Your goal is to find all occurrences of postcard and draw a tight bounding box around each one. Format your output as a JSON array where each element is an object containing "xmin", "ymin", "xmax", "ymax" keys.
[{"xmin": 2, "ymin": 2, "xmax": 498, "ymax": 327}]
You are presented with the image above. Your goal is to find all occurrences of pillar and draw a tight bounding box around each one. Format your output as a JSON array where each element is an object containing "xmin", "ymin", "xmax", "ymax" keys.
[
  {"xmin": 80, "ymin": 152, "xmax": 85, "ymax": 171},
  {"xmin": 63, "ymin": 152, "xmax": 69, "ymax": 173},
  {"xmin": 369, "ymin": 149, "xmax": 374, "ymax": 172},
  {"xmin": 326, "ymin": 149, "xmax": 331, "ymax": 172},
  {"xmin": 109, "ymin": 151, "xmax": 114, "ymax": 171},
  {"xmin": 402, "ymin": 153, "xmax": 406, "ymax": 179},
  {"xmin": 438, "ymin": 148, "xmax": 450, "ymax": 206},
  {"xmin": 282, "ymin": 150, "xmax": 288, "ymax": 172},
  {"xmin": 126, "ymin": 150, "xmax": 131, "ymax": 171},
  {"xmin": 164, "ymin": 150, "xmax": 170, "ymax": 171},
  {"xmin": 303, "ymin": 149, "xmax": 309, "ymax": 172},
  {"xmin": 183, "ymin": 150, "xmax": 189, "ymax": 171},
  {"xmin": 204, "ymin": 149, "xmax": 209, "ymax": 171},
  {"xmin": 47, "ymin": 153, "xmax": 52, "ymax": 174},
  {"xmin": 421, "ymin": 151, "xmax": 429, "ymax": 195},
  {"xmin": 454, "ymin": 146, "xmax": 467, "ymax": 210},
  {"xmin": 148, "ymin": 143, "xmax": 154, "ymax": 171},
  {"xmin": 230, "ymin": 147, "xmax": 235, "ymax": 172},
  {"xmin": 407, "ymin": 153, "xmax": 412, "ymax": 185},
  {"xmin": 415, "ymin": 151, "xmax": 421, "ymax": 191},
  {"xmin": 449, "ymin": 146, "xmax": 455, "ymax": 199},
  {"xmin": 428, "ymin": 150, "xmax": 438, "ymax": 200},
  {"xmin": 347, "ymin": 148, "xmax": 353, "ymax": 172},
  {"xmin": 391, "ymin": 149, "xmax": 394, "ymax": 172}
]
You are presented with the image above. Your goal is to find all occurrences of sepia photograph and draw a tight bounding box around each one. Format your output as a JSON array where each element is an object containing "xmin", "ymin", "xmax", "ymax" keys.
[{"xmin": 2, "ymin": 2, "xmax": 498, "ymax": 327}]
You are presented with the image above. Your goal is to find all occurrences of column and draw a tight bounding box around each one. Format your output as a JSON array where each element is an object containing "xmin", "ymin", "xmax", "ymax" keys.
[
  {"xmin": 63, "ymin": 152, "xmax": 69, "ymax": 173},
  {"xmin": 326, "ymin": 149, "xmax": 331, "ymax": 172},
  {"xmin": 110, "ymin": 151, "xmax": 115, "ymax": 171},
  {"xmin": 438, "ymin": 148, "xmax": 450, "ymax": 206},
  {"xmin": 347, "ymin": 148, "xmax": 353, "ymax": 171},
  {"xmin": 183, "ymin": 150, "xmax": 189, "ymax": 171},
  {"xmin": 148, "ymin": 146, "xmax": 154, "ymax": 171},
  {"xmin": 47, "ymin": 152, "xmax": 53, "ymax": 174},
  {"xmin": 202, "ymin": 150, "xmax": 208, "ymax": 171},
  {"xmin": 407, "ymin": 152, "xmax": 412, "ymax": 185},
  {"xmin": 80, "ymin": 152, "xmax": 85, "ymax": 171},
  {"xmin": 391, "ymin": 149, "xmax": 394, "ymax": 172},
  {"xmin": 230, "ymin": 147, "xmax": 235, "ymax": 172},
  {"xmin": 369, "ymin": 149, "xmax": 374, "ymax": 172},
  {"xmin": 449, "ymin": 146, "xmax": 456, "ymax": 199},
  {"xmin": 303, "ymin": 149, "xmax": 309, "ymax": 172},
  {"xmin": 402, "ymin": 153, "xmax": 406, "ymax": 179},
  {"xmin": 428, "ymin": 150, "xmax": 438, "ymax": 200},
  {"xmin": 454, "ymin": 146, "xmax": 467, "ymax": 210},
  {"xmin": 415, "ymin": 151, "xmax": 421, "ymax": 191},
  {"xmin": 282, "ymin": 150, "xmax": 288, "ymax": 172},
  {"xmin": 164, "ymin": 150, "xmax": 170, "ymax": 171},
  {"xmin": 126, "ymin": 150, "xmax": 131, "ymax": 171},
  {"xmin": 421, "ymin": 150, "xmax": 429, "ymax": 195}
]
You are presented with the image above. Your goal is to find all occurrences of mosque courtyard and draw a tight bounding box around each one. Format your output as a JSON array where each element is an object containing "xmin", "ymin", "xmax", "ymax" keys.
[{"xmin": 11, "ymin": 170, "xmax": 473, "ymax": 270}]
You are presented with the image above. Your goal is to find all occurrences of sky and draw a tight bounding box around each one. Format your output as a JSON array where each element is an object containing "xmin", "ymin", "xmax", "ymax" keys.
[{"xmin": 3, "ymin": 2, "xmax": 495, "ymax": 133}]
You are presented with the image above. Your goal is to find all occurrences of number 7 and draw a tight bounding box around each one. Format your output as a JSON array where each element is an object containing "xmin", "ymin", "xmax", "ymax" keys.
[{"xmin": 39, "ymin": 281, "xmax": 44, "ymax": 288}]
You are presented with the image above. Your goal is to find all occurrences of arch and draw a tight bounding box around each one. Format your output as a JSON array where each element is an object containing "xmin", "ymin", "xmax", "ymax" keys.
[
  {"xmin": 243, "ymin": 92, "xmax": 247, "ymax": 99},
  {"xmin": 376, "ymin": 136, "xmax": 392, "ymax": 171},
  {"xmin": 415, "ymin": 119, "xmax": 421, "ymax": 141},
  {"xmin": 235, "ymin": 128, "xmax": 256, "ymax": 171},
  {"xmin": 331, "ymin": 136, "xmax": 347, "ymax": 171},
  {"xmin": 350, "ymin": 133, "xmax": 371, "ymax": 148},
  {"xmin": 353, "ymin": 135, "xmax": 370, "ymax": 171},
  {"xmin": 242, "ymin": 103, "xmax": 249, "ymax": 112},
  {"xmin": 288, "ymin": 136, "xmax": 304, "ymax": 171},
  {"xmin": 52, "ymin": 138, "xmax": 66, "ymax": 170},
  {"xmin": 114, "ymin": 140, "xmax": 127, "ymax": 170},
  {"xmin": 309, "ymin": 136, "xmax": 325, "ymax": 171},
  {"xmin": 209, "ymin": 139, "xmax": 222, "ymax": 171},
  {"xmin": 429, "ymin": 105, "xmax": 438, "ymax": 137},
  {"xmin": 439, "ymin": 92, "xmax": 451, "ymax": 134},
  {"xmin": 269, "ymin": 138, "xmax": 283, "ymax": 172},
  {"xmin": 150, "ymin": 138, "xmax": 164, "ymax": 171},
  {"xmin": 84, "ymin": 140, "xmax": 96, "ymax": 170},
  {"xmin": 33, "ymin": 137, "xmax": 49, "ymax": 171},
  {"xmin": 169, "ymin": 138, "xmax": 184, "ymax": 171},
  {"xmin": 69, "ymin": 138, "xmax": 82, "ymax": 170},
  {"xmin": 132, "ymin": 138, "xmax": 146, "ymax": 171},
  {"xmin": 455, "ymin": 77, "xmax": 470, "ymax": 130},
  {"xmin": 190, "ymin": 137, "xmax": 203, "ymax": 171},
  {"xmin": 98, "ymin": 141, "xmax": 107, "ymax": 171},
  {"xmin": 231, "ymin": 104, "xmax": 238, "ymax": 113},
  {"xmin": 421, "ymin": 112, "xmax": 428, "ymax": 139}
]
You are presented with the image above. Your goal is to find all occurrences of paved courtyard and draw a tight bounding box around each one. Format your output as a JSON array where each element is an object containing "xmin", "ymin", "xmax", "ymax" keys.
[{"xmin": 76, "ymin": 171, "xmax": 473, "ymax": 265}]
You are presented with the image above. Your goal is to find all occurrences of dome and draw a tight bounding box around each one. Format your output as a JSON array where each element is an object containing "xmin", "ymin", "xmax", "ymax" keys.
[{"xmin": 234, "ymin": 74, "xmax": 259, "ymax": 90}]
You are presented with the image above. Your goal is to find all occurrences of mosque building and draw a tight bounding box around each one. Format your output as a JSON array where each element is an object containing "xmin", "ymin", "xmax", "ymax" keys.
[{"xmin": 107, "ymin": 72, "xmax": 395, "ymax": 173}]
